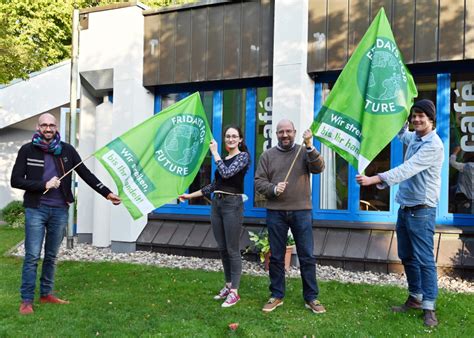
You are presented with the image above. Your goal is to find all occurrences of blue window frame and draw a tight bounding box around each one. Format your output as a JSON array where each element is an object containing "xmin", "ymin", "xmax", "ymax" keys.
[
  {"xmin": 152, "ymin": 88, "xmax": 265, "ymax": 218},
  {"xmin": 313, "ymin": 73, "xmax": 472, "ymax": 226},
  {"xmin": 151, "ymin": 74, "xmax": 472, "ymax": 226},
  {"xmin": 312, "ymin": 83, "xmax": 402, "ymax": 223}
]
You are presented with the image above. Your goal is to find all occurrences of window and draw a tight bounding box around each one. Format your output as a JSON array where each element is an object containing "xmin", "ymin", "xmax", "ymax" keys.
[
  {"xmin": 222, "ymin": 89, "xmax": 246, "ymax": 142},
  {"xmin": 254, "ymin": 87, "xmax": 272, "ymax": 208},
  {"xmin": 319, "ymin": 146, "xmax": 348, "ymax": 210},
  {"xmin": 449, "ymin": 79, "xmax": 474, "ymax": 215}
]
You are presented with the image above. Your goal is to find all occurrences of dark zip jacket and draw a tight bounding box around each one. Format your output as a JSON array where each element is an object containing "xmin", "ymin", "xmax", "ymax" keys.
[{"xmin": 11, "ymin": 142, "xmax": 112, "ymax": 208}]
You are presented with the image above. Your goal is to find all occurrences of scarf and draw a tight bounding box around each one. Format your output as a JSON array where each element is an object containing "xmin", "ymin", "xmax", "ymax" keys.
[{"xmin": 32, "ymin": 131, "xmax": 62, "ymax": 155}]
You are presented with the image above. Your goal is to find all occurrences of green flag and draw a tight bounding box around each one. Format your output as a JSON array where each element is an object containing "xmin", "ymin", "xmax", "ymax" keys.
[
  {"xmin": 311, "ymin": 8, "xmax": 417, "ymax": 173},
  {"xmin": 94, "ymin": 92, "xmax": 213, "ymax": 220}
]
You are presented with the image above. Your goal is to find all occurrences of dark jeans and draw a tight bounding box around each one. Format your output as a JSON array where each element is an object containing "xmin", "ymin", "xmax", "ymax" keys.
[
  {"xmin": 266, "ymin": 209, "xmax": 319, "ymax": 302},
  {"xmin": 396, "ymin": 206, "xmax": 438, "ymax": 310},
  {"xmin": 211, "ymin": 195, "xmax": 243, "ymax": 289},
  {"xmin": 21, "ymin": 206, "xmax": 68, "ymax": 302}
]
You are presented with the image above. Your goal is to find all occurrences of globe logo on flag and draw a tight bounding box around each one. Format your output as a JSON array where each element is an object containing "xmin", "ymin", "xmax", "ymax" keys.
[
  {"xmin": 357, "ymin": 37, "xmax": 408, "ymax": 115},
  {"xmin": 163, "ymin": 124, "xmax": 199, "ymax": 166},
  {"xmin": 154, "ymin": 114, "xmax": 207, "ymax": 177}
]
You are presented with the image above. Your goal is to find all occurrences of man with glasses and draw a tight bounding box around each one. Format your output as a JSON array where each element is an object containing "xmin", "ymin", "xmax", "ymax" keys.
[
  {"xmin": 11, "ymin": 113, "xmax": 121, "ymax": 315},
  {"xmin": 254, "ymin": 119, "xmax": 326, "ymax": 314}
]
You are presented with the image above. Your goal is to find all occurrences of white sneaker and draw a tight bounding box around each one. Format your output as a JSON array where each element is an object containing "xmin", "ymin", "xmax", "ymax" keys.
[{"xmin": 221, "ymin": 291, "xmax": 240, "ymax": 308}]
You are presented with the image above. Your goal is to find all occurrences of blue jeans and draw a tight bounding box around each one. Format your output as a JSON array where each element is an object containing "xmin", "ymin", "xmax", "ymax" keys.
[
  {"xmin": 266, "ymin": 209, "xmax": 319, "ymax": 302},
  {"xmin": 21, "ymin": 206, "xmax": 68, "ymax": 302},
  {"xmin": 396, "ymin": 207, "xmax": 438, "ymax": 310},
  {"xmin": 211, "ymin": 195, "xmax": 244, "ymax": 289}
]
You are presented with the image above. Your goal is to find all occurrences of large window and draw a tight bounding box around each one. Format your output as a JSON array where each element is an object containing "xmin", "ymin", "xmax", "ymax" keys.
[
  {"xmin": 449, "ymin": 79, "xmax": 474, "ymax": 215},
  {"xmin": 254, "ymin": 87, "xmax": 272, "ymax": 208},
  {"xmin": 153, "ymin": 74, "xmax": 474, "ymax": 226},
  {"xmin": 314, "ymin": 79, "xmax": 438, "ymax": 222}
]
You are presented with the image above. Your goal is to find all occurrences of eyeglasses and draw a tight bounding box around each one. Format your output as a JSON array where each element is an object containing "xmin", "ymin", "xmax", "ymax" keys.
[
  {"xmin": 225, "ymin": 135, "xmax": 240, "ymax": 139},
  {"xmin": 277, "ymin": 129, "xmax": 295, "ymax": 135},
  {"xmin": 39, "ymin": 124, "xmax": 57, "ymax": 129}
]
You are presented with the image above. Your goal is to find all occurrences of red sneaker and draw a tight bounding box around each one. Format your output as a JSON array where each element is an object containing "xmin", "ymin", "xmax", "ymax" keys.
[
  {"xmin": 19, "ymin": 301, "xmax": 34, "ymax": 315},
  {"xmin": 40, "ymin": 295, "xmax": 70, "ymax": 304}
]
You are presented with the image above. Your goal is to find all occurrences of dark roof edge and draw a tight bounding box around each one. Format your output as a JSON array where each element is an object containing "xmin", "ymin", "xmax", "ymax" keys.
[
  {"xmin": 79, "ymin": 1, "xmax": 147, "ymax": 15},
  {"xmin": 143, "ymin": 0, "xmax": 232, "ymax": 16}
]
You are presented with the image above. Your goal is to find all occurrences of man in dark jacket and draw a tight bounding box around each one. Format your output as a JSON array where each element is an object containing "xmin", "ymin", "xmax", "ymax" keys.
[{"xmin": 11, "ymin": 113, "xmax": 121, "ymax": 315}]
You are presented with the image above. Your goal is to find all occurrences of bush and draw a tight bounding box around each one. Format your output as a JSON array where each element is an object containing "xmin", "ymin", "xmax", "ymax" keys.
[{"xmin": 2, "ymin": 201, "xmax": 25, "ymax": 228}]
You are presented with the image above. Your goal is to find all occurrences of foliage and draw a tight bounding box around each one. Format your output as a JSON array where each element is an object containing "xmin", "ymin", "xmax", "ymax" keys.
[
  {"xmin": 0, "ymin": 226, "xmax": 473, "ymax": 336},
  {"xmin": 1, "ymin": 201, "xmax": 25, "ymax": 228},
  {"xmin": 0, "ymin": 0, "xmax": 193, "ymax": 84},
  {"xmin": 248, "ymin": 229, "xmax": 295, "ymax": 262}
]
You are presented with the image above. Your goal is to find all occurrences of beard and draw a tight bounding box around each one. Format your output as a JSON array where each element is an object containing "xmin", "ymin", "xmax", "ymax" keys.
[
  {"xmin": 278, "ymin": 139, "xmax": 294, "ymax": 150},
  {"xmin": 40, "ymin": 131, "xmax": 55, "ymax": 142}
]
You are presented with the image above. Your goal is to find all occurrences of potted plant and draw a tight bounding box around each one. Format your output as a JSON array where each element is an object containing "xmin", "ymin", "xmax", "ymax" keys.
[{"xmin": 248, "ymin": 230, "xmax": 295, "ymax": 271}]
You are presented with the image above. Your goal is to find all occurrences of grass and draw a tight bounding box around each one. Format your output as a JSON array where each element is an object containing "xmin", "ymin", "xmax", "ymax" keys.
[{"xmin": 0, "ymin": 225, "xmax": 473, "ymax": 337}]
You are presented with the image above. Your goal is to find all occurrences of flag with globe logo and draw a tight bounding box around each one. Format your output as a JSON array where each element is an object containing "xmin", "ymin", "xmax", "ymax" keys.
[
  {"xmin": 311, "ymin": 7, "xmax": 417, "ymax": 173},
  {"xmin": 94, "ymin": 92, "xmax": 213, "ymax": 220}
]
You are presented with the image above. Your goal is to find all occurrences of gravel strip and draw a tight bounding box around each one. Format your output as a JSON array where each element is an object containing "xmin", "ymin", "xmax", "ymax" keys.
[{"xmin": 10, "ymin": 241, "xmax": 474, "ymax": 294}]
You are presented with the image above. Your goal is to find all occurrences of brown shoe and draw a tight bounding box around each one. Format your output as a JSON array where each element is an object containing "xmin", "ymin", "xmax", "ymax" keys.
[
  {"xmin": 423, "ymin": 310, "xmax": 438, "ymax": 327},
  {"xmin": 19, "ymin": 301, "xmax": 34, "ymax": 315},
  {"xmin": 305, "ymin": 299, "xmax": 326, "ymax": 314},
  {"xmin": 391, "ymin": 296, "xmax": 422, "ymax": 312},
  {"xmin": 40, "ymin": 294, "xmax": 70, "ymax": 304},
  {"xmin": 262, "ymin": 297, "xmax": 283, "ymax": 313}
]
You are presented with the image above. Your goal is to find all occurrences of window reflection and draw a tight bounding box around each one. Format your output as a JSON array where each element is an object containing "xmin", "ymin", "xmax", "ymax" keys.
[
  {"xmin": 320, "ymin": 146, "xmax": 348, "ymax": 210},
  {"xmin": 359, "ymin": 144, "xmax": 390, "ymax": 211},
  {"xmin": 254, "ymin": 87, "xmax": 272, "ymax": 208},
  {"xmin": 449, "ymin": 80, "xmax": 474, "ymax": 214}
]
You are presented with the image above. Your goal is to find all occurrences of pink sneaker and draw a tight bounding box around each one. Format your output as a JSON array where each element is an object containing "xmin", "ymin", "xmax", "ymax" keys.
[
  {"xmin": 222, "ymin": 291, "xmax": 240, "ymax": 308},
  {"xmin": 213, "ymin": 286, "xmax": 230, "ymax": 300}
]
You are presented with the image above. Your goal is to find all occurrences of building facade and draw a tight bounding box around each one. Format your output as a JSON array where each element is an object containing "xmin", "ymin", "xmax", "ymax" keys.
[{"xmin": 2, "ymin": 0, "xmax": 473, "ymax": 276}]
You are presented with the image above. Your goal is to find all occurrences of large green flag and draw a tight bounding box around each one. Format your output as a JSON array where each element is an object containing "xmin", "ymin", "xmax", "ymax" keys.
[
  {"xmin": 311, "ymin": 8, "xmax": 417, "ymax": 173},
  {"xmin": 94, "ymin": 92, "xmax": 212, "ymax": 220}
]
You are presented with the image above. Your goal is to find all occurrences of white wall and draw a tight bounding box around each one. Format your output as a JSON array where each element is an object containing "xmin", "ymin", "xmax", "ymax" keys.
[
  {"xmin": 77, "ymin": 5, "xmax": 154, "ymax": 249},
  {"xmin": 0, "ymin": 111, "xmax": 62, "ymax": 209},
  {"xmin": 0, "ymin": 61, "xmax": 71, "ymax": 129},
  {"xmin": 0, "ymin": 128, "xmax": 32, "ymax": 208},
  {"xmin": 272, "ymin": 0, "xmax": 314, "ymax": 142}
]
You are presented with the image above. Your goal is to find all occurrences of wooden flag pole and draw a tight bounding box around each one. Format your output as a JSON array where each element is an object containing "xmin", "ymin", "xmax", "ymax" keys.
[
  {"xmin": 43, "ymin": 154, "xmax": 94, "ymax": 195},
  {"xmin": 283, "ymin": 144, "xmax": 305, "ymax": 183}
]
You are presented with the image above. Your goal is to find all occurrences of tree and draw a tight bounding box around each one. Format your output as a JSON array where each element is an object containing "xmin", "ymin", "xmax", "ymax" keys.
[{"xmin": 0, "ymin": 0, "xmax": 191, "ymax": 84}]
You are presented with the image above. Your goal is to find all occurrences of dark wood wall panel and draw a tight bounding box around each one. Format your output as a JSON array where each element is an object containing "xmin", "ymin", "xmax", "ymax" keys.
[
  {"xmin": 308, "ymin": 0, "xmax": 327, "ymax": 72},
  {"xmin": 259, "ymin": 0, "xmax": 273, "ymax": 76},
  {"xmin": 467, "ymin": 0, "xmax": 474, "ymax": 59},
  {"xmin": 439, "ymin": 0, "xmax": 464, "ymax": 61},
  {"xmin": 144, "ymin": 1, "xmax": 273, "ymax": 86},
  {"xmin": 191, "ymin": 8, "xmax": 207, "ymax": 82},
  {"xmin": 393, "ymin": 0, "xmax": 415, "ymax": 64},
  {"xmin": 241, "ymin": 1, "xmax": 259, "ymax": 78},
  {"xmin": 223, "ymin": 3, "xmax": 242, "ymax": 79},
  {"xmin": 414, "ymin": 0, "xmax": 438, "ymax": 62},
  {"xmin": 327, "ymin": 0, "xmax": 348, "ymax": 70},
  {"xmin": 143, "ymin": 15, "xmax": 160, "ymax": 86},
  {"xmin": 348, "ymin": 0, "xmax": 370, "ymax": 57},
  {"xmin": 159, "ymin": 12, "xmax": 176, "ymax": 84},
  {"xmin": 308, "ymin": 0, "xmax": 472, "ymax": 72},
  {"xmin": 206, "ymin": 6, "xmax": 224, "ymax": 80},
  {"xmin": 175, "ymin": 11, "xmax": 191, "ymax": 83},
  {"xmin": 370, "ymin": 0, "xmax": 392, "ymax": 22}
]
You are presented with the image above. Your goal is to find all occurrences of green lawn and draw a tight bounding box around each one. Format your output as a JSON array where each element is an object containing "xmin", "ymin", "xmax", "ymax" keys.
[{"xmin": 1, "ymin": 226, "xmax": 473, "ymax": 337}]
